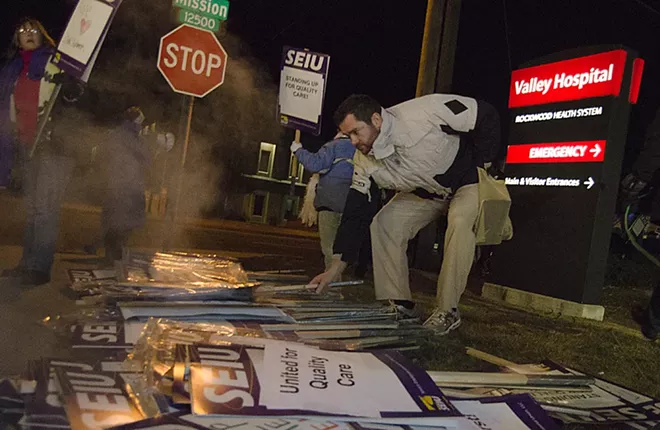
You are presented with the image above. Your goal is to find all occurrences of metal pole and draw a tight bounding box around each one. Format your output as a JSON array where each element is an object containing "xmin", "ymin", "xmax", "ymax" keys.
[
  {"xmin": 29, "ymin": 84, "xmax": 62, "ymax": 158},
  {"xmin": 164, "ymin": 95, "xmax": 195, "ymax": 250},
  {"xmin": 173, "ymin": 95, "xmax": 195, "ymax": 221},
  {"xmin": 180, "ymin": 96, "xmax": 195, "ymax": 170}
]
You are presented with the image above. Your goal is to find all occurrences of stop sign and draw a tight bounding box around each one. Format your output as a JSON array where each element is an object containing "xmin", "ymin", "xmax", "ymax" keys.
[{"xmin": 158, "ymin": 24, "xmax": 228, "ymax": 97}]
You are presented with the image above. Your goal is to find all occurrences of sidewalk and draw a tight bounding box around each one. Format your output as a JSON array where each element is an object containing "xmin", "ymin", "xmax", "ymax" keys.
[
  {"xmin": 0, "ymin": 246, "xmax": 80, "ymax": 377},
  {"xmin": 0, "ymin": 190, "xmax": 320, "ymax": 240},
  {"xmin": 62, "ymin": 201, "xmax": 321, "ymax": 239}
]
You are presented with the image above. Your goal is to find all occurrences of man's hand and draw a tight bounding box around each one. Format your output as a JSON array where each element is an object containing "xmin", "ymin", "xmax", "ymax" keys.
[
  {"xmin": 309, "ymin": 258, "xmax": 347, "ymax": 294},
  {"xmin": 290, "ymin": 141, "xmax": 302, "ymax": 153}
]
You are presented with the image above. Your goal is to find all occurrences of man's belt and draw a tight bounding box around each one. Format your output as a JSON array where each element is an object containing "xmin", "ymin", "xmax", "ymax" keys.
[{"xmin": 412, "ymin": 188, "xmax": 449, "ymax": 201}]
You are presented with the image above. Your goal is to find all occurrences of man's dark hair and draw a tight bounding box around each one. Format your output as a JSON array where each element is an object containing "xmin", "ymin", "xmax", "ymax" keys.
[{"xmin": 333, "ymin": 94, "xmax": 382, "ymax": 126}]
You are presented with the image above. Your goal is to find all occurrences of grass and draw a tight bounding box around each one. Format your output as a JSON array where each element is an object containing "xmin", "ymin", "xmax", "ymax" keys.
[
  {"xmin": 225, "ymin": 251, "xmax": 660, "ymax": 429},
  {"xmin": 415, "ymin": 293, "xmax": 660, "ymax": 399},
  {"xmin": 339, "ymin": 265, "xmax": 660, "ymax": 401}
]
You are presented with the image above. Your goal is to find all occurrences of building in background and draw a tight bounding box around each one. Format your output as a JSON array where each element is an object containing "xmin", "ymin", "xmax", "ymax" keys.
[{"xmin": 239, "ymin": 141, "xmax": 309, "ymax": 225}]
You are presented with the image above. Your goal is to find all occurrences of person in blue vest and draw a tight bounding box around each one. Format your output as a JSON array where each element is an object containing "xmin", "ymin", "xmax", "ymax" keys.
[{"xmin": 291, "ymin": 133, "xmax": 362, "ymax": 271}]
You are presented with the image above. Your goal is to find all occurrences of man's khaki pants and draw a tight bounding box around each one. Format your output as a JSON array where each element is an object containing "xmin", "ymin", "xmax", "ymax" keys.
[{"xmin": 370, "ymin": 184, "xmax": 479, "ymax": 311}]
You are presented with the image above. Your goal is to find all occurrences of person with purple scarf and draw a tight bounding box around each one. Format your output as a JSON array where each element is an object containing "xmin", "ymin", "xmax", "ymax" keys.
[
  {"xmin": 0, "ymin": 18, "xmax": 84, "ymax": 285},
  {"xmin": 0, "ymin": 19, "xmax": 58, "ymax": 189}
]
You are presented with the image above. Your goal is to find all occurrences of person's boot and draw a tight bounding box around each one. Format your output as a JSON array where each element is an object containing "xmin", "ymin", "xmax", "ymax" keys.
[
  {"xmin": 1, "ymin": 266, "xmax": 25, "ymax": 278},
  {"xmin": 21, "ymin": 270, "xmax": 50, "ymax": 286},
  {"xmin": 631, "ymin": 305, "xmax": 658, "ymax": 341}
]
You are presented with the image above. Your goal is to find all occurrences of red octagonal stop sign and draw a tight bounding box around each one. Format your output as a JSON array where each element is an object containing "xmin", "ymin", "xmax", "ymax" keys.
[{"xmin": 158, "ymin": 24, "xmax": 228, "ymax": 98}]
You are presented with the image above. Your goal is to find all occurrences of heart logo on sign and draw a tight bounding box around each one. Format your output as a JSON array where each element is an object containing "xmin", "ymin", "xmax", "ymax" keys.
[{"xmin": 80, "ymin": 18, "xmax": 91, "ymax": 35}]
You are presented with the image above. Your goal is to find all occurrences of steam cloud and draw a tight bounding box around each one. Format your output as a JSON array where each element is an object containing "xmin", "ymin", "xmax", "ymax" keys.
[{"xmin": 54, "ymin": 0, "xmax": 283, "ymax": 250}]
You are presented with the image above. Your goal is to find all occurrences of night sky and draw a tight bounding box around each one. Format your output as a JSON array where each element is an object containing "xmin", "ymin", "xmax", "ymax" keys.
[{"xmin": 3, "ymin": 0, "xmax": 660, "ymax": 161}]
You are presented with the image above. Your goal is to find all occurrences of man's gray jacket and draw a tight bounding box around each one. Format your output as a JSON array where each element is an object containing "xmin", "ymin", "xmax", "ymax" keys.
[{"xmin": 334, "ymin": 94, "xmax": 501, "ymax": 263}]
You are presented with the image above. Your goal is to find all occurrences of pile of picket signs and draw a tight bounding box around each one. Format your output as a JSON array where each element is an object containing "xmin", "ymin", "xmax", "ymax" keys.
[{"xmin": 0, "ymin": 251, "xmax": 657, "ymax": 430}]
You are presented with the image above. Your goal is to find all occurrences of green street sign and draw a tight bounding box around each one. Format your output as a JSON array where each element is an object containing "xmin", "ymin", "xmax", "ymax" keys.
[
  {"xmin": 172, "ymin": 0, "xmax": 229, "ymax": 21},
  {"xmin": 176, "ymin": 9, "xmax": 221, "ymax": 32}
]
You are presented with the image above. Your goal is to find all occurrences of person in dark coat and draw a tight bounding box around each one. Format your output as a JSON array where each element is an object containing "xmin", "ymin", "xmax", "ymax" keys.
[{"xmin": 100, "ymin": 107, "xmax": 171, "ymax": 263}]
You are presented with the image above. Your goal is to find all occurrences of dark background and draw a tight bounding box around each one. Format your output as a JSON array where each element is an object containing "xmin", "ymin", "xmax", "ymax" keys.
[{"xmin": 3, "ymin": 0, "xmax": 660, "ymax": 162}]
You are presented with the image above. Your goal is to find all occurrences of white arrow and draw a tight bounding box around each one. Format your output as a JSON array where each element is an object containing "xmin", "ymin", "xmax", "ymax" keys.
[
  {"xmin": 589, "ymin": 143, "xmax": 602, "ymax": 158},
  {"xmin": 584, "ymin": 177, "xmax": 595, "ymax": 189}
]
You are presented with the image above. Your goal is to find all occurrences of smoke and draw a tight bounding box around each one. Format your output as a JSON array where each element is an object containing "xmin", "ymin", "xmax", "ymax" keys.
[
  {"xmin": 163, "ymin": 52, "xmax": 282, "ymax": 248},
  {"xmin": 65, "ymin": 0, "xmax": 284, "ymax": 249}
]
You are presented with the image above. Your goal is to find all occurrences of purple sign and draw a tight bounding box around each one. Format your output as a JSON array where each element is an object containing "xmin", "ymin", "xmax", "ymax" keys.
[
  {"xmin": 278, "ymin": 46, "xmax": 331, "ymax": 136},
  {"xmin": 53, "ymin": 0, "xmax": 123, "ymax": 82},
  {"xmin": 189, "ymin": 343, "xmax": 459, "ymax": 419}
]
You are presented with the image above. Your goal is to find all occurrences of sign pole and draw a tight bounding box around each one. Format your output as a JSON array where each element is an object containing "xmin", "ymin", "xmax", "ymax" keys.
[
  {"xmin": 180, "ymin": 96, "xmax": 195, "ymax": 174},
  {"xmin": 157, "ymin": 21, "xmax": 228, "ymax": 249},
  {"xmin": 289, "ymin": 129, "xmax": 301, "ymax": 195},
  {"xmin": 174, "ymin": 96, "xmax": 195, "ymax": 220},
  {"xmin": 288, "ymin": 48, "xmax": 309, "ymax": 196},
  {"xmin": 279, "ymin": 46, "xmax": 331, "ymax": 200},
  {"xmin": 164, "ymin": 95, "xmax": 195, "ymax": 250},
  {"xmin": 28, "ymin": 84, "xmax": 62, "ymax": 158}
]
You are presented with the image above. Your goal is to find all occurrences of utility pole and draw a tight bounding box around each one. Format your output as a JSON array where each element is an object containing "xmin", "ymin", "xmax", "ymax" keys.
[
  {"xmin": 415, "ymin": 0, "xmax": 463, "ymax": 96},
  {"xmin": 413, "ymin": 0, "xmax": 463, "ymax": 272}
]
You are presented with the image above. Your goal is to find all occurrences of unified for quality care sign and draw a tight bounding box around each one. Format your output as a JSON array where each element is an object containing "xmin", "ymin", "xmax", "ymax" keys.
[
  {"xmin": 278, "ymin": 46, "xmax": 330, "ymax": 136},
  {"xmin": 489, "ymin": 46, "xmax": 644, "ymax": 305}
]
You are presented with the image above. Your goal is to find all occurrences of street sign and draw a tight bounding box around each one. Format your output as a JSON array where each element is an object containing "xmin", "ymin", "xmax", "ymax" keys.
[
  {"xmin": 278, "ymin": 46, "xmax": 330, "ymax": 136},
  {"xmin": 172, "ymin": 0, "xmax": 229, "ymax": 21},
  {"xmin": 157, "ymin": 24, "xmax": 228, "ymax": 98},
  {"xmin": 176, "ymin": 9, "xmax": 220, "ymax": 32},
  {"xmin": 489, "ymin": 46, "xmax": 644, "ymax": 305}
]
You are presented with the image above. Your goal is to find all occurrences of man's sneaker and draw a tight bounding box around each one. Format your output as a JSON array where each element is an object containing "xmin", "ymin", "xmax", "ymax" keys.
[
  {"xmin": 385, "ymin": 300, "xmax": 422, "ymax": 321},
  {"xmin": 632, "ymin": 306, "xmax": 658, "ymax": 341},
  {"xmin": 423, "ymin": 308, "xmax": 461, "ymax": 335}
]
